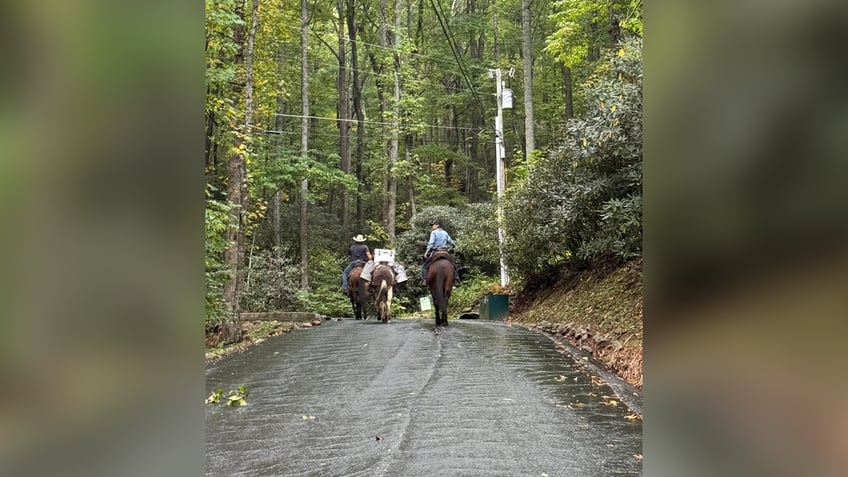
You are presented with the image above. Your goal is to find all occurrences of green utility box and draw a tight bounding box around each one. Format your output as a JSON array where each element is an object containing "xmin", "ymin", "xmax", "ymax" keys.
[{"xmin": 479, "ymin": 294, "xmax": 509, "ymax": 320}]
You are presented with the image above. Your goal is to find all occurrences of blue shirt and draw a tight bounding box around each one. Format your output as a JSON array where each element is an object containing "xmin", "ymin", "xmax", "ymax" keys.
[{"xmin": 425, "ymin": 227, "xmax": 456, "ymax": 254}]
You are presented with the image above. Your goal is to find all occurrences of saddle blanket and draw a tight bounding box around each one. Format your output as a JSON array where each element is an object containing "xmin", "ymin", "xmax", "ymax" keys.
[{"xmin": 361, "ymin": 261, "xmax": 407, "ymax": 283}]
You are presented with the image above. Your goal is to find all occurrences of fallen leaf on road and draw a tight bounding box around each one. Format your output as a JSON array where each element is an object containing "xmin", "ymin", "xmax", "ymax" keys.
[
  {"xmin": 624, "ymin": 413, "xmax": 641, "ymax": 421},
  {"xmin": 633, "ymin": 454, "xmax": 643, "ymax": 461}
]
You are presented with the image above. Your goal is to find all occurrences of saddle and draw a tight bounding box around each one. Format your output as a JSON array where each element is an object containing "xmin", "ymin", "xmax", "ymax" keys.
[{"xmin": 429, "ymin": 250, "xmax": 454, "ymax": 262}]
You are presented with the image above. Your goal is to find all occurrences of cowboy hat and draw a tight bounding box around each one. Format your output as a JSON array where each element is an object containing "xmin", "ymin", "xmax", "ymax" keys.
[{"xmin": 352, "ymin": 234, "xmax": 367, "ymax": 242}]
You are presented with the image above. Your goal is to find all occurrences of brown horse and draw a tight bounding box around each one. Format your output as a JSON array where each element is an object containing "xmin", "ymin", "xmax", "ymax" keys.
[
  {"xmin": 348, "ymin": 266, "xmax": 369, "ymax": 320},
  {"xmin": 426, "ymin": 253, "xmax": 455, "ymax": 326},
  {"xmin": 369, "ymin": 265, "xmax": 395, "ymax": 323}
]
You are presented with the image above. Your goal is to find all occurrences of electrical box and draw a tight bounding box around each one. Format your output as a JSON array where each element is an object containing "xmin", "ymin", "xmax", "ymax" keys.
[{"xmin": 503, "ymin": 88, "xmax": 513, "ymax": 109}]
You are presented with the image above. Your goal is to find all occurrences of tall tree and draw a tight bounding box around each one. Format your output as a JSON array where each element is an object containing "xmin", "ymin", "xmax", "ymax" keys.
[
  {"xmin": 386, "ymin": 0, "xmax": 402, "ymax": 243},
  {"xmin": 346, "ymin": 0, "xmax": 366, "ymax": 230},
  {"xmin": 562, "ymin": 63, "xmax": 573, "ymax": 118},
  {"xmin": 222, "ymin": 0, "xmax": 260, "ymax": 341},
  {"xmin": 300, "ymin": 0, "xmax": 310, "ymax": 290},
  {"xmin": 521, "ymin": 0, "xmax": 535, "ymax": 157},
  {"xmin": 337, "ymin": 0, "xmax": 352, "ymax": 236}
]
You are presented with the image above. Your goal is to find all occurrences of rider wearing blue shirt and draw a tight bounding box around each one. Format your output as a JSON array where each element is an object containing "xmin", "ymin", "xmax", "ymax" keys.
[
  {"xmin": 425, "ymin": 224, "xmax": 455, "ymax": 254},
  {"xmin": 421, "ymin": 220, "xmax": 460, "ymax": 286}
]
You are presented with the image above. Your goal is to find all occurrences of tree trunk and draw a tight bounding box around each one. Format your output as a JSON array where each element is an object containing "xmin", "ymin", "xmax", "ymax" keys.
[
  {"xmin": 347, "ymin": 1, "xmax": 365, "ymax": 231},
  {"xmin": 337, "ymin": 0, "xmax": 351, "ymax": 237},
  {"xmin": 205, "ymin": 85, "xmax": 217, "ymax": 168},
  {"xmin": 562, "ymin": 63, "xmax": 573, "ymax": 119},
  {"xmin": 386, "ymin": 0, "xmax": 401, "ymax": 244},
  {"xmin": 377, "ymin": 0, "xmax": 390, "ymax": 230},
  {"xmin": 272, "ymin": 47, "xmax": 287, "ymax": 260},
  {"xmin": 446, "ymin": 102, "xmax": 458, "ymax": 181},
  {"xmin": 405, "ymin": 133, "xmax": 416, "ymax": 223},
  {"xmin": 521, "ymin": 0, "xmax": 535, "ymax": 158},
  {"xmin": 469, "ymin": 0, "xmax": 483, "ymax": 201},
  {"xmin": 222, "ymin": 0, "xmax": 259, "ymax": 343},
  {"xmin": 300, "ymin": 0, "xmax": 310, "ymax": 291},
  {"xmin": 492, "ymin": 0, "xmax": 499, "ymax": 62}
]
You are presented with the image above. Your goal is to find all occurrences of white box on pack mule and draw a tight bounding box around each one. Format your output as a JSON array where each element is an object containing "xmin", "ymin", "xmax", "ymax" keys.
[{"xmin": 373, "ymin": 248, "xmax": 395, "ymax": 263}]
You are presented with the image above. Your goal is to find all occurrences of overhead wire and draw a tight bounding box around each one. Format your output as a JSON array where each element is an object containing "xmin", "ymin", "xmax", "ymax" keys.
[
  {"xmin": 297, "ymin": 56, "xmax": 480, "ymax": 95},
  {"xmin": 268, "ymin": 113, "xmax": 484, "ymax": 133},
  {"xmin": 426, "ymin": 0, "xmax": 486, "ymax": 115},
  {"xmin": 274, "ymin": 19, "xmax": 461, "ymax": 68}
]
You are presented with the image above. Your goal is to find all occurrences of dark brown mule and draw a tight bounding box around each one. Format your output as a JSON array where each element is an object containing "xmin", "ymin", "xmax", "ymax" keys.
[
  {"xmin": 348, "ymin": 266, "xmax": 369, "ymax": 320},
  {"xmin": 369, "ymin": 265, "xmax": 395, "ymax": 323},
  {"xmin": 426, "ymin": 253, "xmax": 455, "ymax": 326}
]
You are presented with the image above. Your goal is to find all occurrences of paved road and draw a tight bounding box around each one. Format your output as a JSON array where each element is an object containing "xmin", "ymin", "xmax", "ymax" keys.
[{"xmin": 206, "ymin": 318, "xmax": 642, "ymax": 476}]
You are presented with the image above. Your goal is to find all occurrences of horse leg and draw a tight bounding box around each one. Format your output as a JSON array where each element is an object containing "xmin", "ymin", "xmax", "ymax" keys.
[{"xmin": 385, "ymin": 286, "xmax": 393, "ymax": 323}]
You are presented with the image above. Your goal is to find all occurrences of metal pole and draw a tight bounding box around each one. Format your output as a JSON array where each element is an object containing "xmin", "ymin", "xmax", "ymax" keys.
[{"xmin": 494, "ymin": 69, "xmax": 509, "ymax": 287}]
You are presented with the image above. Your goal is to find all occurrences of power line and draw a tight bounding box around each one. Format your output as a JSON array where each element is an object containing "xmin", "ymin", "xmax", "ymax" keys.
[
  {"xmin": 269, "ymin": 112, "xmax": 484, "ymax": 133},
  {"xmin": 427, "ymin": 0, "xmax": 485, "ymax": 115},
  {"xmin": 276, "ymin": 21, "xmax": 460, "ymax": 68},
  {"xmin": 300, "ymin": 56, "xmax": 478, "ymax": 95}
]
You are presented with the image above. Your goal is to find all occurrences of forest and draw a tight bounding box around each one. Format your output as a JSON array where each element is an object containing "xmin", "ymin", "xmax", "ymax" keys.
[{"xmin": 205, "ymin": 0, "xmax": 643, "ymax": 342}]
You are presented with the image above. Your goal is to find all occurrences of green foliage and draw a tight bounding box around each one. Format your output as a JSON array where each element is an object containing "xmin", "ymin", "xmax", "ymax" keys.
[
  {"xmin": 206, "ymin": 186, "xmax": 235, "ymax": 329},
  {"xmin": 545, "ymin": 0, "xmax": 642, "ymax": 69},
  {"xmin": 240, "ymin": 249, "xmax": 302, "ymax": 313},
  {"xmin": 295, "ymin": 246, "xmax": 352, "ymax": 317},
  {"xmin": 205, "ymin": 385, "xmax": 248, "ymax": 407},
  {"xmin": 505, "ymin": 38, "xmax": 642, "ymax": 282},
  {"xmin": 456, "ymin": 202, "xmax": 502, "ymax": 276},
  {"xmin": 446, "ymin": 273, "xmax": 499, "ymax": 315},
  {"xmin": 205, "ymin": 0, "xmax": 244, "ymax": 87},
  {"xmin": 365, "ymin": 221, "xmax": 390, "ymax": 246},
  {"xmin": 295, "ymin": 287, "xmax": 351, "ymax": 317},
  {"xmin": 205, "ymin": 388, "xmax": 223, "ymax": 404}
]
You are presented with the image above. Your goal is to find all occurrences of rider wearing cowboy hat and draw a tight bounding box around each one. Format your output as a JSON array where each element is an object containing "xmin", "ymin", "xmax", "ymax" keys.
[{"xmin": 342, "ymin": 234, "xmax": 373, "ymax": 293}]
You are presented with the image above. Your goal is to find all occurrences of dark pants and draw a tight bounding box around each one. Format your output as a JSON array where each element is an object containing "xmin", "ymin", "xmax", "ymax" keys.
[{"xmin": 342, "ymin": 261, "xmax": 365, "ymax": 289}]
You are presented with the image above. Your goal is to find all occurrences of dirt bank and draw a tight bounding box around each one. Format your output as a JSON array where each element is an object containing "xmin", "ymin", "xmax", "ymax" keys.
[{"xmin": 508, "ymin": 259, "xmax": 643, "ymax": 389}]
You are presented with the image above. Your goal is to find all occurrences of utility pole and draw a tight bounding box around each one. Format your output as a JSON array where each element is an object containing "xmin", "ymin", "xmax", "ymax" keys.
[{"xmin": 489, "ymin": 67, "xmax": 513, "ymax": 287}]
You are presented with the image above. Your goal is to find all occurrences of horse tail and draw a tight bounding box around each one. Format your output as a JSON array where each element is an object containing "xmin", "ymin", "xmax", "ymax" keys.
[
  {"xmin": 357, "ymin": 276, "xmax": 367, "ymax": 304},
  {"xmin": 434, "ymin": 267, "xmax": 447, "ymax": 313}
]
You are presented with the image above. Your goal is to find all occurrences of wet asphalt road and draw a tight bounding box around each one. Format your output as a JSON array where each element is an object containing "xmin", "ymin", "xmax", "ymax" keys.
[{"xmin": 206, "ymin": 318, "xmax": 642, "ymax": 476}]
